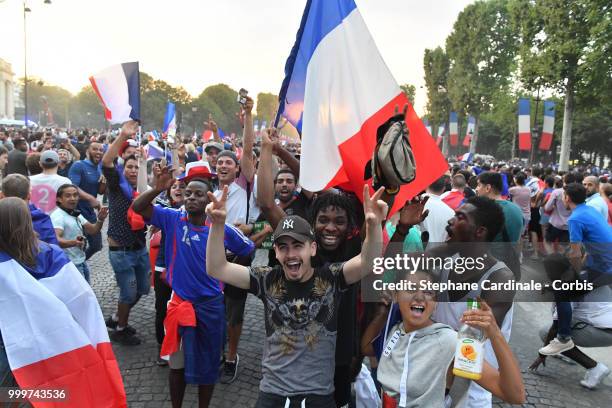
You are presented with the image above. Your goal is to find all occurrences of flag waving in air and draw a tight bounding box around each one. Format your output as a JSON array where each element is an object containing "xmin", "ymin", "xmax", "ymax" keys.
[
  {"xmin": 539, "ymin": 101, "xmax": 555, "ymax": 150},
  {"xmin": 463, "ymin": 115, "xmax": 475, "ymax": 147},
  {"xmin": 449, "ymin": 112, "xmax": 459, "ymax": 146},
  {"xmin": 0, "ymin": 245, "xmax": 127, "ymax": 407},
  {"xmin": 163, "ymin": 102, "xmax": 177, "ymax": 143},
  {"xmin": 89, "ymin": 62, "xmax": 140, "ymax": 124},
  {"xmin": 275, "ymin": 0, "xmax": 447, "ymax": 215},
  {"xmin": 518, "ymin": 98, "xmax": 531, "ymax": 151}
]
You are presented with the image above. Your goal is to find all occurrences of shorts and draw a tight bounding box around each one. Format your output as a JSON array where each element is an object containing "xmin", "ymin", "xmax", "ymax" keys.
[
  {"xmin": 170, "ymin": 295, "xmax": 225, "ymax": 385},
  {"xmin": 546, "ymin": 225, "xmax": 569, "ymax": 243},
  {"xmin": 109, "ymin": 247, "xmax": 151, "ymax": 304},
  {"xmin": 225, "ymin": 295, "xmax": 247, "ymax": 327},
  {"xmin": 255, "ymin": 391, "xmax": 336, "ymax": 408},
  {"xmin": 528, "ymin": 208, "xmax": 542, "ymax": 238}
]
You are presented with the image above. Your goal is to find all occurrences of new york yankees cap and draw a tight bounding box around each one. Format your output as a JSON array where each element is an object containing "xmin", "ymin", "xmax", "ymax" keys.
[{"xmin": 272, "ymin": 215, "xmax": 315, "ymax": 244}]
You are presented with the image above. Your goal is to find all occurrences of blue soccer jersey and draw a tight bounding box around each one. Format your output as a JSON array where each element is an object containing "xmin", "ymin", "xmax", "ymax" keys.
[{"xmin": 150, "ymin": 205, "xmax": 255, "ymax": 301}]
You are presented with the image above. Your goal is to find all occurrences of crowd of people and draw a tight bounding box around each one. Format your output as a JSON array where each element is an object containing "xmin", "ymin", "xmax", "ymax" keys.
[{"xmin": 0, "ymin": 98, "xmax": 611, "ymax": 408}]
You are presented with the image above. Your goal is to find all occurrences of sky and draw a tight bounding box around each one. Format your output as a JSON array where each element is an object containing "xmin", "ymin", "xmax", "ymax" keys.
[{"xmin": 0, "ymin": 0, "xmax": 474, "ymax": 115}]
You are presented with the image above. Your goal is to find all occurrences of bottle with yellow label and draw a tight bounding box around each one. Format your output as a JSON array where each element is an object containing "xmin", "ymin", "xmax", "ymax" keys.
[{"xmin": 453, "ymin": 298, "xmax": 485, "ymax": 380}]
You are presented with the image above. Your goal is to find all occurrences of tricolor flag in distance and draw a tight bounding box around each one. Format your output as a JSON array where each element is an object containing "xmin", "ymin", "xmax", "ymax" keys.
[
  {"xmin": 460, "ymin": 152, "xmax": 473, "ymax": 162},
  {"xmin": 423, "ymin": 119, "xmax": 432, "ymax": 136},
  {"xmin": 89, "ymin": 62, "xmax": 140, "ymax": 124},
  {"xmin": 163, "ymin": 102, "xmax": 177, "ymax": 143},
  {"xmin": 463, "ymin": 115, "xmax": 475, "ymax": 147},
  {"xmin": 449, "ymin": 112, "xmax": 458, "ymax": 146},
  {"xmin": 437, "ymin": 125, "xmax": 445, "ymax": 147},
  {"xmin": 518, "ymin": 98, "xmax": 531, "ymax": 151},
  {"xmin": 0, "ymin": 246, "xmax": 127, "ymax": 407},
  {"xmin": 274, "ymin": 0, "xmax": 447, "ymax": 216},
  {"xmin": 539, "ymin": 101, "xmax": 555, "ymax": 150}
]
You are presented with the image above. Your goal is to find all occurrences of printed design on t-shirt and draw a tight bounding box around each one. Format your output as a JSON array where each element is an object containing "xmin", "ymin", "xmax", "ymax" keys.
[{"xmin": 254, "ymin": 264, "xmax": 342, "ymax": 355}]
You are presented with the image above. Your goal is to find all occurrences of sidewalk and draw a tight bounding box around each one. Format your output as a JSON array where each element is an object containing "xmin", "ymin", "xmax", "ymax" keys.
[{"xmin": 88, "ymin": 247, "xmax": 611, "ymax": 407}]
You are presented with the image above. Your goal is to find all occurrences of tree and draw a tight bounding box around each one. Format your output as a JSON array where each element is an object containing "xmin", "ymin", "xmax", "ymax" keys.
[
  {"xmin": 423, "ymin": 47, "xmax": 451, "ymax": 154},
  {"xmin": 446, "ymin": 0, "xmax": 518, "ymax": 154},
  {"xmin": 255, "ymin": 92, "xmax": 278, "ymax": 124},
  {"xmin": 201, "ymin": 84, "xmax": 241, "ymax": 134},
  {"xmin": 71, "ymin": 85, "xmax": 106, "ymax": 128},
  {"xmin": 399, "ymin": 84, "xmax": 416, "ymax": 106},
  {"xmin": 510, "ymin": 0, "xmax": 610, "ymax": 170},
  {"xmin": 19, "ymin": 77, "xmax": 73, "ymax": 127}
]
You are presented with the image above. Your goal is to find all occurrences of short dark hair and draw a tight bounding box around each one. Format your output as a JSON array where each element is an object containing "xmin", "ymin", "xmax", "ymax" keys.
[
  {"xmin": 563, "ymin": 172, "xmax": 578, "ymax": 185},
  {"xmin": 544, "ymin": 176, "xmax": 555, "ymax": 188},
  {"xmin": 478, "ymin": 171, "xmax": 503, "ymax": 193},
  {"xmin": 13, "ymin": 138, "xmax": 27, "ymax": 149},
  {"xmin": 465, "ymin": 196, "xmax": 505, "ymax": 241},
  {"xmin": 1, "ymin": 174, "xmax": 30, "ymax": 199},
  {"xmin": 274, "ymin": 169, "xmax": 297, "ymax": 184},
  {"xmin": 514, "ymin": 172, "xmax": 527, "ymax": 185},
  {"xmin": 26, "ymin": 153, "xmax": 43, "ymax": 175},
  {"xmin": 309, "ymin": 190, "xmax": 357, "ymax": 232},
  {"xmin": 56, "ymin": 184, "xmax": 78, "ymax": 204},
  {"xmin": 428, "ymin": 175, "xmax": 447, "ymax": 194},
  {"xmin": 563, "ymin": 183, "xmax": 586, "ymax": 205},
  {"xmin": 123, "ymin": 154, "xmax": 139, "ymax": 166},
  {"xmin": 0, "ymin": 145, "xmax": 7, "ymax": 156}
]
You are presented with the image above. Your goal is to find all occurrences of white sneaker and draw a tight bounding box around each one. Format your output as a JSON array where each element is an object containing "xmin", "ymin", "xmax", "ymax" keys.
[
  {"xmin": 580, "ymin": 363, "xmax": 610, "ymax": 389},
  {"xmin": 539, "ymin": 338, "xmax": 575, "ymax": 355}
]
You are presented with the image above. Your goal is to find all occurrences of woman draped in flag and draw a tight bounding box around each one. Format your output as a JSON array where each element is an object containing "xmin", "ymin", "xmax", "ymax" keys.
[{"xmin": 0, "ymin": 197, "xmax": 127, "ymax": 407}]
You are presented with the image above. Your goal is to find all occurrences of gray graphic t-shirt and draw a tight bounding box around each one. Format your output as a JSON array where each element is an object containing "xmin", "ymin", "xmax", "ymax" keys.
[{"xmin": 248, "ymin": 262, "xmax": 347, "ymax": 396}]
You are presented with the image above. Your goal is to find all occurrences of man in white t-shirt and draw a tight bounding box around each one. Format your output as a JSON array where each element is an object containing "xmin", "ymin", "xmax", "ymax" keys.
[
  {"xmin": 212, "ymin": 95, "xmax": 260, "ymax": 384},
  {"xmin": 29, "ymin": 150, "xmax": 72, "ymax": 213},
  {"xmin": 420, "ymin": 175, "xmax": 454, "ymax": 243}
]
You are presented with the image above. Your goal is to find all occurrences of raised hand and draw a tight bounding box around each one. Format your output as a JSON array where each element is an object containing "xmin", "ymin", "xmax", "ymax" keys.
[
  {"xmin": 120, "ymin": 120, "xmax": 139, "ymax": 139},
  {"xmin": 97, "ymin": 206, "xmax": 109, "ymax": 221},
  {"xmin": 206, "ymin": 113, "xmax": 218, "ymax": 133},
  {"xmin": 363, "ymin": 185, "xmax": 388, "ymax": 225},
  {"xmin": 153, "ymin": 164, "xmax": 175, "ymax": 192},
  {"xmin": 242, "ymin": 96, "xmax": 254, "ymax": 115},
  {"xmin": 399, "ymin": 195, "xmax": 430, "ymax": 227},
  {"xmin": 206, "ymin": 185, "xmax": 228, "ymax": 224}
]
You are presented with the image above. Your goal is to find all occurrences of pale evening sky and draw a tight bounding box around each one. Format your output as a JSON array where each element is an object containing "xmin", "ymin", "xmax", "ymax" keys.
[{"xmin": 0, "ymin": 0, "xmax": 474, "ymax": 115}]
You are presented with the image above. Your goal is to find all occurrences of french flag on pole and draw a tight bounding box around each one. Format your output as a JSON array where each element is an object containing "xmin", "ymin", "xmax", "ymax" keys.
[
  {"xmin": 437, "ymin": 125, "xmax": 445, "ymax": 147},
  {"xmin": 518, "ymin": 98, "xmax": 532, "ymax": 151},
  {"xmin": 449, "ymin": 112, "xmax": 459, "ymax": 146},
  {"xmin": 163, "ymin": 102, "xmax": 177, "ymax": 143},
  {"xmin": 89, "ymin": 62, "xmax": 140, "ymax": 124},
  {"xmin": 539, "ymin": 100, "xmax": 555, "ymax": 150},
  {"xmin": 460, "ymin": 152, "xmax": 473, "ymax": 162},
  {"xmin": 0, "ymin": 245, "xmax": 127, "ymax": 407},
  {"xmin": 463, "ymin": 115, "xmax": 475, "ymax": 147},
  {"xmin": 275, "ymin": 0, "xmax": 447, "ymax": 215}
]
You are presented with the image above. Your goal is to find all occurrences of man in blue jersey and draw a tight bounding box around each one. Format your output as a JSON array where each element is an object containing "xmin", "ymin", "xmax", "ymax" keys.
[{"xmin": 132, "ymin": 163, "xmax": 254, "ymax": 408}]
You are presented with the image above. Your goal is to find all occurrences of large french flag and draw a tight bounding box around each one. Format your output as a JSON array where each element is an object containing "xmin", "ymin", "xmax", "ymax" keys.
[
  {"xmin": 539, "ymin": 100, "xmax": 555, "ymax": 150},
  {"xmin": 518, "ymin": 98, "xmax": 531, "ymax": 151},
  {"xmin": 275, "ymin": 0, "xmax": 447, "ymax": 215},
  {"xmin": 449, "ymin": 112, "xmax": 459, "ymax": 146},
  {"xmin": 89, "ymin": 62, "xmax": 140, "ymax": 125},
  {"xmin": 0, "ymin": 246, "xmax": 126, "ymax": 407},
  {"xmin": 163, "ymin": 102, "xmax": 177, "ymax": 143},
  {"xmin": 463, "ymin": 115, "xmax": 475, "ymax": 147}
]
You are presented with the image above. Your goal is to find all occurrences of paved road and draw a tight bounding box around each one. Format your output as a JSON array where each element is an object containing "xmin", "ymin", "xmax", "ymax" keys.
[{"xmin": 88, "ymin": 246, "xmax": 612, "ymax": 407}]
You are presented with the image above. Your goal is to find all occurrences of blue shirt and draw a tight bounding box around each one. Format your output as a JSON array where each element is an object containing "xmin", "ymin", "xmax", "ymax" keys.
[
  {"xmin": 150, "ymin": 205, "xmax": 255, "ymax": 301},
  {"xmin": 29, "ymin": 203, "xmax": 59, "ymax": 246},
  {"xmin": 568, "ymin": 204, "xmax": 612, "ymax": 274},
  {"xmin": 68, "ymin": 160, "xmax": 101, "ymax": 222}
]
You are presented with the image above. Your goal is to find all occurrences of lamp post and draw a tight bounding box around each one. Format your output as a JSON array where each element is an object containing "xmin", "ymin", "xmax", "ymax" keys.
[
  {"xmin": 23, "ymin": 0, "xmax": 51, "ymax": 130},
  {"xmin": 437, "ymin": 85, "xmax": 449, "ymax": 156},
  {"xmin": 191, "ymin": 106, "xmax": 197, "ymax": 135},
  {"xmin": 529, "ymin": 88, "xmax": 542, "ymax": 165}
]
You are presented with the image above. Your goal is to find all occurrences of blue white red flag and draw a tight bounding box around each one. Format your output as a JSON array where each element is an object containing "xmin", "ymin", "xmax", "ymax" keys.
[
  {"xmin": 89, "ymin": 62, "xmax": 140, "ymax": 124},
  {"xmin": 437, "ymin": 125, "xmax": 445, "ymax": 147},
  {"xmin": 274, "ymin": 0, "xmax": 447, "ymax": 215},
  {"xmin": 0, "ymin": 245, "xmax": 127, "ymax": 407},
  {"xmin": 449, "ymin": 112, "xmax": 458, "ymax": 146},
  {"xmin": 163, "ymin": 102, "xmax": 177, "ymax": 143},
  {"xmin": 423, "ymin": 119, "xmax": 432, "ymax": 136},
  {"xmin": 460, "ymin": 152, "xmax": 473, "ymax": 162},
  {"xmin": 539, "ymin": 101, "xmax": 555, "ymax": 150},
  {"xmin": 463, "ymin": 115, "xmax": 475, "ymax": 147},
  {"xmin": 147, "ymin": 141, "xmax": 172, "ymax": 163},
  {"xmin": 518, "ymin": 98, "xmax": 531, "ymax": 151}
]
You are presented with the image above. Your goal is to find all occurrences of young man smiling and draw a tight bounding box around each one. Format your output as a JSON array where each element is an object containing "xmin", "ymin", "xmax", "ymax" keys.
[{"xmin": 206, "ymin": 184, "xmax": 387, "ymax": 408}]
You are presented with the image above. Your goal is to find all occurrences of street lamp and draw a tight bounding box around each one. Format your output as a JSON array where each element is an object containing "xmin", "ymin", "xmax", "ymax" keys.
[
  {"xmin": 191, "ymin": 106, "xmax": 197, "ymax": 135},
  {"xmin": 23, "ymin": 0, "xmax": 52, "ymax": 130}
]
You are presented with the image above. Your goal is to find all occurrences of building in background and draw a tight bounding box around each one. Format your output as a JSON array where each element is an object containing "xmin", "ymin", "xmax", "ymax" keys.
[{"xmin": 0, "ymin": 58, "xmax": 15, "ymax": 119}]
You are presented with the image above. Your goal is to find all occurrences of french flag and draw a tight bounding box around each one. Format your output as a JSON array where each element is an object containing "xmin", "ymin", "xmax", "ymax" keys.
[
  {"xmin": 163, "ymin": 102, "xmax": 177, "ymax": 143},
  {"xmin": 539, "ymin": 100, "xmax": 555, "ymax": 150},
  {"xmin": 437, "ymin": 125, "xmax": 445, "ymax": 147},
  {"xmin": 0, "ymin": 245, "xmax": 126, "ymax": 407},
  {"xmin": 460, "ymin": 152, "xmax": 473, "ymax": 162},
  {"xmin": 275, "ymin": 0, "xmax": 447, "ymax": 215},
  {"xmin": 449, "ymin": 112, "xmax": 459, "ymax": 146},
  {"xmin": 518, "ymin": 98, "xmax": 531, "ymax": 151},
  {"xmin": 89, "ymin": 62, "xmax": 140, "ymax": 125},
  {"xmin": 202, "ymin": 130, "xmax": 214, "ymax": 142},
  {"xmin": 463, "ymin": 115, "xmax": 475, "ymax": 147},
  {"xmin": 147, "ymin": 140, "xmax": 172, "ymax": 163}
]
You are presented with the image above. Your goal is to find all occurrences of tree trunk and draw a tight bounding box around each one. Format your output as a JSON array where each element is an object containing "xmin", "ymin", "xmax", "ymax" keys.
[
  {"xmin": 469, "ymin": 117, "xmax": 479, "ymax": 155},
  {"xmin": 558, "ymin": 79, "xmax": 574, "ymax": 172},
  {"xmin": 442, "ymin": 122, "xmax": 449, "ymax": 156}
]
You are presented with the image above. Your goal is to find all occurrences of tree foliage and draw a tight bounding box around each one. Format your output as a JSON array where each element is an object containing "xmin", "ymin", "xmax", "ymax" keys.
[
  {"xmin": 256, "ymin": 92, "xmax": 278, "ymax": 124},
  {"xmin": 423, "ymin": 47, "xmax": 451, "ymax": 131},
  {"xmin": 399, "ymin": 84, "xmax": 416, "ymax": 106}
]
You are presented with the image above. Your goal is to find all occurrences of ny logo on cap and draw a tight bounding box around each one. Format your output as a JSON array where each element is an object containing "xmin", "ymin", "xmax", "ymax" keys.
[{"xmin": 283, "ymin": 219, "xmax": 294, "ymax": 230}]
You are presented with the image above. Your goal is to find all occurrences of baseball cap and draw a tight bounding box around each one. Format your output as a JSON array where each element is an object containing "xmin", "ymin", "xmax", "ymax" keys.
[
  {"xmin": 272, "ymin": 215, "xmax": 315, "ymax": 244},
  {"xmin": 204, "ymin": 142, "xmax": 224, "ymax": 154},
  {"xmin": 40, "ymin": 150, "xmax": 59, "ymax": 165},
  {"xmin": 119, "ymin": 139, "xmax": 139, "ymax": 156}
]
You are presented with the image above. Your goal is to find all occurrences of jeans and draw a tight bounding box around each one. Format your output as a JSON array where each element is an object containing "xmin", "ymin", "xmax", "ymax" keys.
[
  {"xmin": 108, "ymin": 247, "xmax": 150, "ymax": 304},
  {"xmin": 74, "ymin": 262, "xmax": 91, "ymax": 283}
]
